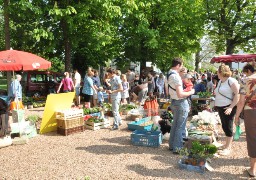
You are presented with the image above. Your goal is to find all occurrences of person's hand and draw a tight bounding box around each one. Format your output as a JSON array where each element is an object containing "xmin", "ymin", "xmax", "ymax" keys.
[
  {"xmin": 57, "ymin": 90, "xmax": 59, "ymax": 93},
  {"xmin": 106, "ymin": 90, "xmax": 112, "ymax": 94},
  {"xmin": 234, "ymin": 115, "xmax": 240, "ymax": 126},
  {"xmin": 224, "ymin": 106, "xmax": 232, "ymax": 115},
  {"xmin": 190, "ymin": 89, "xmax": 195, "ymax": 95}
]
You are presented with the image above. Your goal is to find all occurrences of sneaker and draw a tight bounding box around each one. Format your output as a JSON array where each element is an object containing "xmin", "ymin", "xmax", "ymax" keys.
[
  {"xmin": 111, "ymin": 126, "xmax": 119, "ymax": 131},
  {"xmin": 218, "ymin": 149, "xmax": 231, "ymax": 156}
]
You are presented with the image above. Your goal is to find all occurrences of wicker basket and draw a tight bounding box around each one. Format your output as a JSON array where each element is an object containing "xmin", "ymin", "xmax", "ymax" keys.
[{"xmin": 57, "ymin": 117, "xmax": 84, "ymax": 129}]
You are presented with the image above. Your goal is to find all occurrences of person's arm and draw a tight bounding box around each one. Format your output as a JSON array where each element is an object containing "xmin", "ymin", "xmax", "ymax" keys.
[
  {"xmin": 224, "ymin": 82, "xmax": 240, "ymax": 115},
  {"xmin": 176, "ymin": 85, "xmax": 195, "ymax": 98},
  {"xmin": 234, "ymin": 94, "xmax": 245, "ymax": 125},
  {"xmin": 57, "ymin": 80, "xmax": 63, "ymax": 93},
  {"xmin": 71, "ymin": 79, "xmax": 75, "ymax": 91}
]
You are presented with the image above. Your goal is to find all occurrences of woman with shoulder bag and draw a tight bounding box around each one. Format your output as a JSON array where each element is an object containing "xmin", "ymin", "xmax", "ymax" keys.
[
  {"xmin": 214, "ymin": 64, "xmax": 240, "ymax": 156},
  {"xmin": 234, "ymin": 63, "xmax": 256, "ymax": 177}
]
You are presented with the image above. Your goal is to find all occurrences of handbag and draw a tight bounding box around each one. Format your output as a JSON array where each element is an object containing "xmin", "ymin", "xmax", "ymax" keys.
[{"xmin": 239, "ymin": 88, "xmax": 256, "ymax": 119}]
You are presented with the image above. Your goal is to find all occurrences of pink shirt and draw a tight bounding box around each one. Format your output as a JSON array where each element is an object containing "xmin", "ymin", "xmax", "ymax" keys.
[{"xmin": 62, "ymin": 78, "xmax": 73, "ymax": 91}]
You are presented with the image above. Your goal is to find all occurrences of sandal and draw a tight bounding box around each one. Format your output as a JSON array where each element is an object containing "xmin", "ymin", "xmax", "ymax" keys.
[
  {"xmin": 246, "ymin": 168, "xmax": 256, "ymax": 177},
  {"xmin": 218, "ymin": 149, "xmax": 231, "ymax": 156}
]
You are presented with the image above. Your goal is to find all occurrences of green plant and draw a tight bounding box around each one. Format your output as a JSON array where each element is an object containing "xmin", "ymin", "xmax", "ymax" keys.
[
  {"xmin": 179, "ymin": 141, "xmax": 217, "ymax": 166},
  {"xmin": 26, "ymin": 114, "xmax": 40, "ymax": 123}
]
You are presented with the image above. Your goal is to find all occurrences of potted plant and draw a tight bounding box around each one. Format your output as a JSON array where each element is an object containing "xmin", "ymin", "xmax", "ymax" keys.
[{"xmin": 179, "ymin": 141, "xmax": 217, "ymax": 167}]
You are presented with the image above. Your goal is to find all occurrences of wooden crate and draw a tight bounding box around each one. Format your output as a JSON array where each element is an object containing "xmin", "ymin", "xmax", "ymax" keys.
[
  {"xmin": 57, "ymin": 117, "xmax": 84, "ymax": 129},
  {"xmin": 57, "ymin": 126, "xmax": 85, "ymax": 136},
  {"xmin": 55, "ymin": 109, "xmax": 83, "ymax": 120},
  {"xmin": 85, "ymin": 120, "xmax": 110, "ymax": 130}
]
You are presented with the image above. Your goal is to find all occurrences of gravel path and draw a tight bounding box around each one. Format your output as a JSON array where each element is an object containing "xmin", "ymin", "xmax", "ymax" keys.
[{"xmin": 0, "ymin": 108, "xmax": 253, "ymax": 180}]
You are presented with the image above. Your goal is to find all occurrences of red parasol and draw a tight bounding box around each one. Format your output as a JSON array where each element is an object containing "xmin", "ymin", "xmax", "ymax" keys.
[
  {"xmin": 0, "ymin": 49, "xmax": 51, "ymax": 71},
  {"xmin": 210, "ymin": 54, "xmax": 256, "ymax": 64}
]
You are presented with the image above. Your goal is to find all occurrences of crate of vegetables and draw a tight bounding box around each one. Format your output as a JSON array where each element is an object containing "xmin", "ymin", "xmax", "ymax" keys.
[
  {"xmin": 128, "ymin": 117, "xmax": 153, "ymax": 131},
  {"xmin": 85, "ymin": 117, "xmax": 110, "ymax": 130}
]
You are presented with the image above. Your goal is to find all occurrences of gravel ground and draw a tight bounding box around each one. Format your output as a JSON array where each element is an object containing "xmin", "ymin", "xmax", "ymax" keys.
[{"xmin": 0, "ymin": 108, "xmax": 254, "ymax": 180}]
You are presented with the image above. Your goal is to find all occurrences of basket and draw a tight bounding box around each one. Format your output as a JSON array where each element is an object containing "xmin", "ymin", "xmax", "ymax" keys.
[
  {"xmin": 128, "ymin": 117, "xmax": 153, "ymax": 131},
  {"xmin": 85, "ymin": 119, "xmax": 110, "ymax": 130},
  {"xmin": 57, "ymin": 125, "xmax": 85, "ymax": 136},
  {"xmin": 131, "ymin": 130, "xmax": 162, "ymax": 147},
  {"xmin": 55, "ymin": 109, "xmax": 83, "ymax": 120},
  {"xmin": 57, "ymin": 117, "xmax": 84, "ymax": 129},
  {"xmin": 178, "ymin": 159, "xmax": 205, "ymax": 173}
]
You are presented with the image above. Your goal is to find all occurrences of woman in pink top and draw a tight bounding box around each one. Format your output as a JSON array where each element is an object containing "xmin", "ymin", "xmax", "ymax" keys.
[{"xmin": 57, "ymin": 72, "xmax": 75, "ymax": 93}]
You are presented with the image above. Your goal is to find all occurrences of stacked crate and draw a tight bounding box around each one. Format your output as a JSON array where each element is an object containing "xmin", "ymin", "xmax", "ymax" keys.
[{"xmin": 56, "ymin": 109, "xmax": 84, "ymax": 136}]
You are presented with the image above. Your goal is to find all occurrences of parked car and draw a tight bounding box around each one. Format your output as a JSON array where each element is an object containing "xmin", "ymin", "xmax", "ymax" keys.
[{"xmin": 21, "ymin": 71, "xmax": 63, "ymax": 97}]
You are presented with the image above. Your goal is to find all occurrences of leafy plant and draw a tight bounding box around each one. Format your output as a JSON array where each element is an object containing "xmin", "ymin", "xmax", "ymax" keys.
[
  {"xmin": 179, "ymin": 141, "xmax": 217, "ymax": 166},
  {"xmin": 26, "ymin": 114, "xmax": 40, "ymax": 123}
]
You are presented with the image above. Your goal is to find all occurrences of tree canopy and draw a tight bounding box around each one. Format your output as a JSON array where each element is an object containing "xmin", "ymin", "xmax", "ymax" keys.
[{"xmin": 0, "ymin": 0, "xmax": 255, "ymax": 73}]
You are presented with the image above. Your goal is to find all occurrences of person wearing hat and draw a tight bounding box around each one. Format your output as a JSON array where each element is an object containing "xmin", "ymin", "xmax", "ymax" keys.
[{"xmin": 183, "ymin": 73, "xmax": 194, "ymax": 92}]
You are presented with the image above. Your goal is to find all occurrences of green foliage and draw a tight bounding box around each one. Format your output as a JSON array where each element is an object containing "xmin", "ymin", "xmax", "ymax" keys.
[
  {"xmin": 179, "ymin": 141, "xmax": 218, "ymax": 160},
  {"xmin": 205, "ymin": 0, "xmax": 256, "ymax": 54},
  {"xmin": 26, "ymin": 114, "xmax": 40, "ymax": 123}
]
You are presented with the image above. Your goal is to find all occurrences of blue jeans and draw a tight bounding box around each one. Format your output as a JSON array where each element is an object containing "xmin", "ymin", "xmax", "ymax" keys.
[
  {"xmin": 112, "ymin": 97, "xmax": 121, "ymax": 128},
  {"xmin": 169, "ymin": 99, "xmax": 189, "ymax": 152}
]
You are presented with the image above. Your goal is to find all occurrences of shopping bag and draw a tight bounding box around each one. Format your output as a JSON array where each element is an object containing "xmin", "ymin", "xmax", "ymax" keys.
[
  {"xmin": 233, "ymin": 125, "xmax": 242, "ymax": 141},
  {"xmin": 10, "ymin": 99, "xmax": 24, "ymax": 111}
]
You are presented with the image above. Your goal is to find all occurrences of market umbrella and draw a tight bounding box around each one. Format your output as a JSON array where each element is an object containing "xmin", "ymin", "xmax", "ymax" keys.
[
  {"xmin": 0, "ymin": 49, "xmax": 51, "ymax": 71},
  {"xmin": 210, "ymin": 54, "xmax": 256, "ymax": 64}
]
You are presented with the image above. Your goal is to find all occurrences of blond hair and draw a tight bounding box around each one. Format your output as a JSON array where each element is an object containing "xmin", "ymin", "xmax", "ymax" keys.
[
  {"xmin": 121, "ymin": 74, "xmax": 127, "ymax": 82},
  {"xmin": 179, "ymin": 67, "xmax": 187, "ymax": 73},
  {"xmin": 218, "ymin": 63, "xmax": 232, "ymax": 77}
]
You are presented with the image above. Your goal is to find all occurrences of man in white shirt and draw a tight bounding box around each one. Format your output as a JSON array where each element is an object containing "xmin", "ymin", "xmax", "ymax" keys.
[
  {"xmin": 165, "ymin": 58, "xmax": 195, "ymax": 154},
  {"xmin": 74, "ymin": 69, "xmax": 81, "ymax": 106},
  {"xmin": 126, "ymin": 69, "xmax": 135, "ymax": 90}
]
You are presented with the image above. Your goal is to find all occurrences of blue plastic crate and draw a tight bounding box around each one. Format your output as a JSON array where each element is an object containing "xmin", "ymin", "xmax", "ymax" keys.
[
  {"xmin": 131, "ymin": 130, "xmax": 162, "ymax": 147},
  {"xmin": 128, "ymin": 117, "xmax": 153, "ymax": 131},
  {"xmin": 178, "ymin": 159, "xmax": 205, "ymax": 174}
]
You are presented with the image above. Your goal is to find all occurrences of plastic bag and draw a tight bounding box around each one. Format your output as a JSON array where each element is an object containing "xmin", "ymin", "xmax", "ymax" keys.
[{"xmin": 233, "ymin": 125, "xmax": 242, "ymax": 141}]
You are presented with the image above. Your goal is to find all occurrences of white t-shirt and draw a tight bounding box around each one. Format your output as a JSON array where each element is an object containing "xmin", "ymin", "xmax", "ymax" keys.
[
  {"xmin": 167, "ymin": 70, "xmax": 183, "ymax": 100},
  {"xmin": 214, "ymin": 77, "xmax": 238, "ymax": 107},
  {"xmin": 74, "ymin": 72, "xmax": 81, "ymax": 87},
  {"xmin": 207, "ymin": 81, "xmax": 214, "ymax": 92}
]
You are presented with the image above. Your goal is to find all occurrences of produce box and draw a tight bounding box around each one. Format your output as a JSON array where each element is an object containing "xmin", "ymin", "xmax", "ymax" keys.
[
  {"xmin": 57, "ymin": 126, "xmax": 85, "ymax": 136},
  {"xmin": 128, "ymin": 117, "xmax": 153, "ymax": 131},
  {"xmin": 85, "ymin": 119, "xmax": 110, "ymax": 130},
  {"xmin": 55, "ymin": 109, "xmax": 83, "ymax": 120},
  {"xmin": 57, "ymin": 117, "xmax": 84, "ymax": 129},
  {"xmin": 12, "ymin": 110, "xmax": 25, "ymax": 123},
  {"xmin": 178, "ymin": 159, "xmax": 205, "ymax": 174},
  {"xmin": 131, "ymin": 130, "xmax": 162, "ymax": 147}
]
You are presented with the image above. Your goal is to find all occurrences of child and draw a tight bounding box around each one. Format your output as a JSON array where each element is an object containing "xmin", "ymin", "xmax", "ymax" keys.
[
  {"xmin": 97, "ymin": 87, "xmax": 104, "ymax": 107},
  {"xmin": 121, "ymin": 74, "xmax": 129, "ymax": 104},
  {"xmin": 183, "ymin": 73, "xmax": 194, "ymax": 92}
]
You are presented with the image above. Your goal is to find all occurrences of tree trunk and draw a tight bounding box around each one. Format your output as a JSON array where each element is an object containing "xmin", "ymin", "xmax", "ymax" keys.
[
  {"xmin": 4, "ymin": 0, "xmax": 12, "ymax": 94},
  {"xmin": 61, "ymin": 18, "xmax": 72, "ymax": 72},
  {"xmin": 225, "ymin": 39, "xmax": 235, "ymax": 67},
  {"xmin": 194, "ymin": 50, "xmax": 200, "ymax": 72}
]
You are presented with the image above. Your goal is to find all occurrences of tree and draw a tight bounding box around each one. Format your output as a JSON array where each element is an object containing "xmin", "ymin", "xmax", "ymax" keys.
[
  {"xmin": 121, "ymin": 0, "xmax": 206, "ymax": 73},
  {"xmin": 206, "ymin": 0, "xmax": 256, "ymax": 55}
]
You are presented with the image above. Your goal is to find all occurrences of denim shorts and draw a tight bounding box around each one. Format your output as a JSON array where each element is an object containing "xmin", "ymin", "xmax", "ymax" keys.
[{"xmin": 75, "ymin": 87, "xmax": 80, "ymax": 95}]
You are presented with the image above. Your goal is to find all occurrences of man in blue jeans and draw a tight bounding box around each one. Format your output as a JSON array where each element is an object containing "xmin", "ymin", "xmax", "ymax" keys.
[
  {"xmin": 165, "ymin": 58, "xmax": 195, "ymax": 154},
  {"xmin": 106, "ymin": 68, "xmax": 123, "ymax": 130}
]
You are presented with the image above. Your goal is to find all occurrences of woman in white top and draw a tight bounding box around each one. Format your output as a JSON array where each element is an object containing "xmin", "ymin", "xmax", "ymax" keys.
[{"xmin": 214, "ymin": 64, "xmax": 240, "ymax": 156}]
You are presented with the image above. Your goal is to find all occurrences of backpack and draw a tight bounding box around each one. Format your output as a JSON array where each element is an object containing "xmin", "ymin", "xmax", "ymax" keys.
[{"xmin": 166, "ymin": 72, "xmax": 177, "ymax": 91}]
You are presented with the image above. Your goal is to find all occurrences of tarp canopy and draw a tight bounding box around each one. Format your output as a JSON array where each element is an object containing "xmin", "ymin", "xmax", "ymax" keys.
[{"xmin": 210, "ymin": 54, "xmax": 256, "ymax": 63}]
